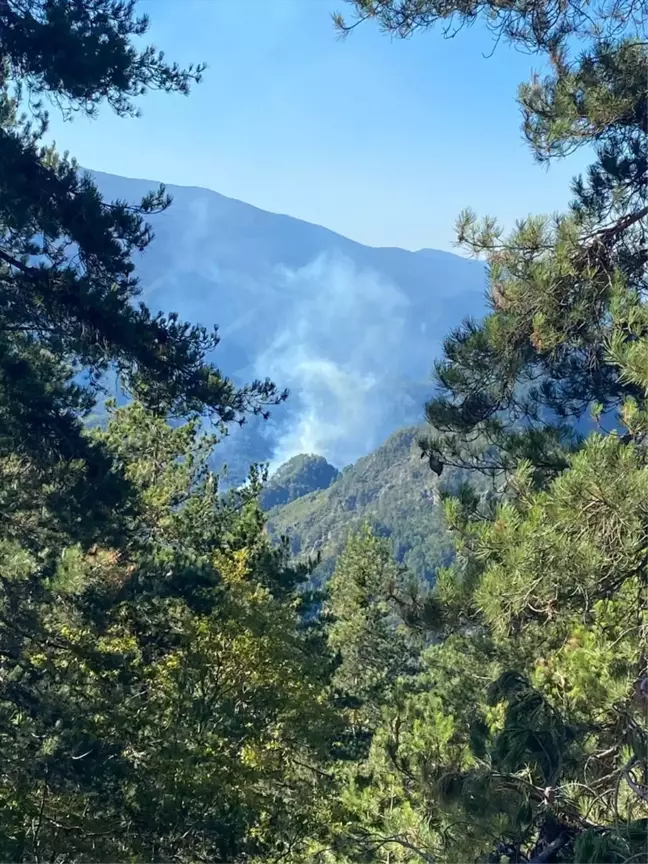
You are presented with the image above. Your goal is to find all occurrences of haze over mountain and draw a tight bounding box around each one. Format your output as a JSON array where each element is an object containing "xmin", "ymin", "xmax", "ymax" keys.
[{"xmin": 92, "ymin": 170, "xmax": 486, "ymax": 478}]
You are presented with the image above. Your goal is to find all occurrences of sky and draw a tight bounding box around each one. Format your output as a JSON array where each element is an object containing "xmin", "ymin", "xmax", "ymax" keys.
[{"xmin": 46, "ymin": 0, "xmax": 591, "ymax": 253}]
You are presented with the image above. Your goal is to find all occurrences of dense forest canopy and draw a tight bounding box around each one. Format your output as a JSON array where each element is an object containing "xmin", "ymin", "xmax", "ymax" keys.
[
  {"xmin": 0, "ymin": 0, "xmax": 646, "ymax": 862},
  {"xmin": 326, "ymin": 0, "xmax": 648, "ymax": 861},
  {"xmin": 0, "ymin": 2, "xmax": 301, "ymax": 859}
]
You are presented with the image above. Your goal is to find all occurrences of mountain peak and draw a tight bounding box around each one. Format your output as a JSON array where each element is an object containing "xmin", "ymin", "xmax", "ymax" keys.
[{"xmin": 260, "ymin": 454, "xmax": 339, "ymax": 509}]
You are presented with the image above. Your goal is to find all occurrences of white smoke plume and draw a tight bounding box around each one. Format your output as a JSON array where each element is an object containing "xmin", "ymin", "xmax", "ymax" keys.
[{"xmin": 254, "ymin": 254, "xmax": 417, "ymax": 469}]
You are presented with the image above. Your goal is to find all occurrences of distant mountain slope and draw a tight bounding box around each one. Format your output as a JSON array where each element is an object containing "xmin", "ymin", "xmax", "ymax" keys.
[
  {"xmin": 91, "ymin": 170, "xmax": 486, "ymax": 479},
  {"xmin": 259, "ymin": 454, "xmax": 340, "ymax": 510},
  {"xmin": 266, "ymin": 426, "xmax": 471, "ymax": 584}
]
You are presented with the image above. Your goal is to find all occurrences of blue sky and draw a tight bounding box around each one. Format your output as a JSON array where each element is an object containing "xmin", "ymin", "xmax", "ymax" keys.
[{"xmin": 47, "ymin": 0, "xmax": 590, "ymax": 252}]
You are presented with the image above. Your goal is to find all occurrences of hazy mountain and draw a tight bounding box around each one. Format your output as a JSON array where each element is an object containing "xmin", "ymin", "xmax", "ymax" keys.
[{"xmin": 91, "ymin": 170, "xmax": 486, "ymax": 479}]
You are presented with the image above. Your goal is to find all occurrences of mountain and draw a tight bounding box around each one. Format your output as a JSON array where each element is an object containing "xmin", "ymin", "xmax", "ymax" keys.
[
  {"xmin": 265, "ymin": 426, "xmax": 477, "ymax": 584},
  {"xmin": 259, "ymin": 454, "xmax": 340, "ymax": 510},
  {"xmin": 91, "ymin": 170, "xmax": 486, "ymax": 480}
]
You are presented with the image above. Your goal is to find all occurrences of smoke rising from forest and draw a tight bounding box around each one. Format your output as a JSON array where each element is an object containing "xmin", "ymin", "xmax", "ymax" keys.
[{"xmin": 255, "ymin": 254, "xmax": 419, "ymax": 469}]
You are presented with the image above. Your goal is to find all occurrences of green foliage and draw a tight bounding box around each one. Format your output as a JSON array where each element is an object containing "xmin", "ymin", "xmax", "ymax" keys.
[
  {"xmin": 340, "ymin": 6, "xmax": 646, "ymax": 488},
  {"xmin": 2, "ymin": 0, "xmax": 647, "ymax": 860},
  {"xmin": 0, "ymin": 0, "xmax": 206, "ymax": 118},
  {"xmin": 324, "ymin": 1, "xmax": 648, "ymax": 862},
  {"xmin": 0, "ymin": 4, "xmax": 337, "ymax": 861},
  {"xmin": 335, "ymin": 0, "xmax": 646, "ymax": 54},
  {"xmin": 0, "ymin": 0, "xmax": 286, "ymax": 522},
  {"xmin": 327, "ymin": 527, "xmax": 420, "ymax": 726},
  {"xmin": 0, "ymin": 404, "xmax": 341, "ymax": 862}
]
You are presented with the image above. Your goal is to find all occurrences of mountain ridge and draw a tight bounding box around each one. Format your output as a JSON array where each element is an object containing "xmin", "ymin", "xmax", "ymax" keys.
[
  {"xmin": 265, "ymin": 425, "xmax": 465, "ymax": 585},
  {"xmin": 87, "ymin": 168, "xmax": 475, "ymax": 262},
  {"xmin": 89, "ymin": 168, "xmax": 487, "ymax": 480}
]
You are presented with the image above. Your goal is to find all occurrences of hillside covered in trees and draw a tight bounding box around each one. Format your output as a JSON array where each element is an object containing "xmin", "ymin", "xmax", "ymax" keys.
[
  {"xmin": 0, "ymin": 0, "xmax": 646, "ymax": 863},
  {"xmin": 265, "ymin": 427, "xmax": 470, "ymax": 583}
]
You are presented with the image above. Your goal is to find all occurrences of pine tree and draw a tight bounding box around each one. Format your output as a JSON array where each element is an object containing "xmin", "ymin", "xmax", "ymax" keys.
[
  {"xmin": 334, "ymin": 0, "xmax": 646, "ymax": 55},
  {"xmin": 327, "ymin": 527, "xmax": 419, "ymax": 725},
  {"xmin": 331, "ymin": 1, "xmax": 648, "ymax": 861},
  {"xmin": 337, "ymin": 0, "xmax": 646, "ymax": 485},
  {"xmin": 0, "ymin": 0, "xmax": 286, "ymax": 522},
  {"xmin": 0, "ymin": 403, "xmax": 342, "ymax": 863},
  {"xmin": 0, "ymin": 5, "xmax": 331, "ymax": 859}
]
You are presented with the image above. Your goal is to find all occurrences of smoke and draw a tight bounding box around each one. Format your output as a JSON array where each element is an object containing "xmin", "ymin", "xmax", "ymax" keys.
[{"xmin": 255, "ymin": 253, "xmax": 415, "ymax": 469}]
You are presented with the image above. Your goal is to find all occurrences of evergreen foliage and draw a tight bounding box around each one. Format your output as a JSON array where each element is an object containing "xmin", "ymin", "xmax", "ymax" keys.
[
  {"xmin": 0, "ymin": 0, "xmax": 286, "ymax": 517},
  {"xmin": 1, "ymin": 0, "xmax": 647, "ymax": 860},
  {"xmin": 0, "ymin": 4, "xmax": 327, "ymax": 861},
  {"xmin": 0, "ymin": 403, "xmax": 340, "ymax": 862},
  {"xmin": 323, "ymin": 0, "xmax": 648, "ymax": 861},
  {"xmin": 327, "ymin": 527, "xmax": 421, "ymax": 725}
]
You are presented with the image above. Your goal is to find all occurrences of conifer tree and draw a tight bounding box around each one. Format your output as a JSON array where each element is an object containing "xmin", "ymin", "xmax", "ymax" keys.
[
  {"xmin": 337, "ymin": 0, "xmax": 646, "ymax": 484},
  {"xmin": 327, "ymin": 527, "xmax": 419, "ymax": 726},
  {"xmin": 331, "ymin": 1, "xmax": 648, "ymax": 861},
  {"xmin": 0, "ymin": 4, "xmax": 324, "ymax": 860},
  {"xmin": 0, "ymin": 0, "xmax": 286, "ymax": 522},
  {"xmin": 0, "ymin": 403, "xmax": 340, "ymax": 863}
]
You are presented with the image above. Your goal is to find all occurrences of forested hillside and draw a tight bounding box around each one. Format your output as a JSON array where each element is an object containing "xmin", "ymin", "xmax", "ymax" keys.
[
  {"xmin": 266, "ymin": 427, "xmax": 468, "ymax": 582},
  {"xmin": 260, "ymin": 453, "xmax": 340, "ymax": 509},
  {"xmin": 0, "ymin": 1, "xmax": 645, "ymax": 863}
]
